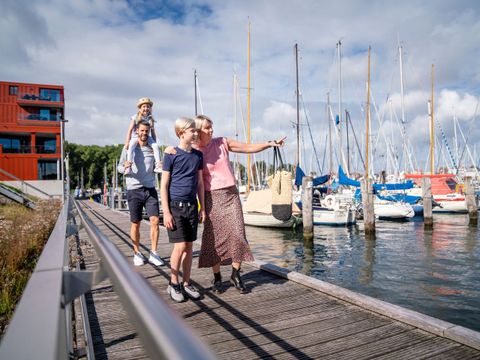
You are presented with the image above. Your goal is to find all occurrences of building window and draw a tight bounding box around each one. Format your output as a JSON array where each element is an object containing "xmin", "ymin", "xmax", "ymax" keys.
[
  {"xmin": 9, "ymin": 86, "xmax": 18, "ymax": 95},
  {"xmin": 39, "ymin": 88, "xmax": 61, "ymax": 102},
  {"xmin": 0, "ymin": 135, "xmax": 31, "ymax": 153},
  {"xmin": 36, "ymin": 137, "xmax": 56, "ymax": 154},
  {"xmin": 39, "ymin": 108, "xmax": 51, "ymax": 121},
  {"xmin": 38, "ymin": 160, "xmax": 58, "ymax": 180}
]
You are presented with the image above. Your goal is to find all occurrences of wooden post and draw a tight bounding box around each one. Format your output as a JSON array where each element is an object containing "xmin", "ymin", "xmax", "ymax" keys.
[
  {"xmin": 422, "ymin": 177, "xmax": 433, "ymax": 228},
  {"xmin": 302, "ymin": 176, "xmax": 313, "ymax": 240},
  {"xmin": 465, "ymin": 176, "xmax": 478, "ymax": 226},
  {"xmin": 361, "ymin": 178, "xmax": 375, "ymax": 235}
]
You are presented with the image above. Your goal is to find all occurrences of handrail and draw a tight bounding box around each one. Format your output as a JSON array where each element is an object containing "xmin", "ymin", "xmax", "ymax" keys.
[
  {"xmin": 72, "ymin": 199, "xmax": 216, "ymax": 360},
  {"xmin": 0, "ymin": 197, "xmax": 217, "ymax": 360},
  {"xmin": 0, "ymin": 198, "xmax": 71, "ymax": 359},
  {"xmin": 0, "ymin": 167, "xmax": 53, "ymax": 198}
]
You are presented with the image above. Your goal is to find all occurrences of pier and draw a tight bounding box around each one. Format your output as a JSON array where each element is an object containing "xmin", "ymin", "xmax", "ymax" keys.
[
  {"xmin": 74, "ymin": 200, "xmax": 480, "ymax": 359},
  {"xmin": 2, "ymin": 198, "xmax": 480, "ymax": 359}
]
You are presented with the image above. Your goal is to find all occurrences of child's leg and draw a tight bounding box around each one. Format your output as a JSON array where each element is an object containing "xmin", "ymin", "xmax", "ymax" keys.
[
  {"xmin": 148, "ymin": 137, "xmax": 162, "ymax": 172},
  {"xmin": 170, "ymin": 242, "xmax": 187, "ymax": 285},
  {"xmin": 181, "ymin": 242, "xmax": 194, "ymax": 285},
  {"xmin": 127, "ymin": 138, "xmax": 138, "ymax": 162},
  {"xmin": 126, "ymin": 138, "xmax": 139, "ymax": 174}
]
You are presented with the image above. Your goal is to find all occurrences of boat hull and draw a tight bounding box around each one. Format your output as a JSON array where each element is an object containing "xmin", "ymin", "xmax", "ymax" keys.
[
  {"xmin": 313, "ymin": 206, "xmax": 356, "ymax": 226},
  {"xmin": 243, "ymin": 212, "xmax": 299, "ymax": 228},
  {"xmin": 374, "ymin": 202, "xmax": 415, "ymax": 220}
]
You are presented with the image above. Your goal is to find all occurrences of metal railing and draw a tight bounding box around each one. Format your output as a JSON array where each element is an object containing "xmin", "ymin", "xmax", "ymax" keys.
[
  {"xmin": 0, "ymin": 197, "xmax": 217, "ymax": 360},
  {"xmin": 0, "ymin": 167, "xmax": 53, "ymax": 199}
]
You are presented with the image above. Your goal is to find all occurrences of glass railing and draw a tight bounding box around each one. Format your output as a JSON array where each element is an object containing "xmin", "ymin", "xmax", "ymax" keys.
[
  {"xmin": 36, "ymin": 145, "xmax": 57, "ymax": 154},
  {"xmin": 17, "ymin": 93, "xmax": 64, "ymax": 102},
  {"xmin": 19, "ymin": 113, "xmax": 61, "ymax": 121},
  {"xmin": 0, "ymin": 145, "xmax": 57, "ymax": 154},
  {"xmin": 0, "ymin": 145, "xmax": 32, "ymax": 154}
]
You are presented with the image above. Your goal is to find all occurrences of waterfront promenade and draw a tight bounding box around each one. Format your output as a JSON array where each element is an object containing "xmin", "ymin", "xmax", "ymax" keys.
[{"xmin": 75, "ymin": 200, "xmax": 480, "ymax": 359}]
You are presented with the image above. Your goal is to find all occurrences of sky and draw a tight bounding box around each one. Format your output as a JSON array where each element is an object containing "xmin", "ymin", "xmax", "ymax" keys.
[{"xmin": 2, "ymin": 0, "xmax": 479, "ymax": 175}]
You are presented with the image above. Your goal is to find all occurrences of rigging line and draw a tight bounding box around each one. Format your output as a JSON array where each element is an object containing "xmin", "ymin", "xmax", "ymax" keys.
[
  {"xmin": 299, "ymin": 92, "xmax": 322, "ymax": 174},
  {"xmin": 346, "ymin": 110, "xmax": 366, "ymax": 171},
  {"xmin": 436, "ymin": 121, "xmax": 457, "ymax": 169},
  {"xmin": 322, "ymin": 133, "xmax": 327, "ymax": 174}
]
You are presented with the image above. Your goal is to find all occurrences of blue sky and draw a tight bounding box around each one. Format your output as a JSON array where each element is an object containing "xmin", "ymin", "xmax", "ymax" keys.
[{"xmin": 1, "ymin": 0, "xmax": 479, "ymax": 174}]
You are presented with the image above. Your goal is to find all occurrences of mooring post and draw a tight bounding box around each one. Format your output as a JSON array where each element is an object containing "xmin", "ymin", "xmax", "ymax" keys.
[
  {"xmin": 422, "ymin": 177, "xmax": 433, "ymax": 228},
  {"xmin": 302, "ymin": 175, "xmax": 313, "ymax": 240},
  {"xmin": 361, "ymin": 178, "xmax": 375, "ymax": 235},
  {"xmin": 465, "ymin": 176, "xmax": 478, "ymax": 226}
]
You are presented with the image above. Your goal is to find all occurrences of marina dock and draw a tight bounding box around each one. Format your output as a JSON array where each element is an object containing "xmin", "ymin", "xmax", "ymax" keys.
[{"xmin": 74, "ymin": 200, "xmax": 480, "ymax": 359}]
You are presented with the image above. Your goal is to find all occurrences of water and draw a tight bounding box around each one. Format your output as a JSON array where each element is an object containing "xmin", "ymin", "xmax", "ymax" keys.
[{"xmin": 245, "ymin": 214, "xmax": 480, "ymax": 332}]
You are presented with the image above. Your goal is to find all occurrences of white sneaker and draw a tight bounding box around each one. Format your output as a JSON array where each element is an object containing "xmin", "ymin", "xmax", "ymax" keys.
[
  {"xmin": 182, "ymin": 283, "xmax": 201, "ymax": 300},
  {"xmin": 148, "ymin": 251, "xmax": 165, "ymax": 266},
  {"xmin": 167, "ymin": 283, "xmax": 185, "ymax": 303},
  {"xmin": 133, "ymin": 252, "xmax": 147, "ymax": 266}
]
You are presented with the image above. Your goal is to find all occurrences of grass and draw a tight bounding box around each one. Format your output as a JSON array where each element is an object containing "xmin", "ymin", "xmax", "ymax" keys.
[{"xmin": 0, "ymin": 199, "xmax": 61, "ymax": 337}]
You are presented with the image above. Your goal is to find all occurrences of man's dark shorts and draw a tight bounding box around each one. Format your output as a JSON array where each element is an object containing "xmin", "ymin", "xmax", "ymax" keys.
[
  {"xmin": 127, "ymin": 187, "xmax": 159, "ymax": 223},
  {"xmin": 167, "ymin": 200, "xmax": 198, "ymax": 243}
]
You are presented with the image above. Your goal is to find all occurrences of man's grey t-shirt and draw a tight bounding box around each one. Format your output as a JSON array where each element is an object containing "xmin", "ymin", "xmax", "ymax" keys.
[{"xmin": 118, "ymin": 145, "xmax": 156, "ymax": 190}]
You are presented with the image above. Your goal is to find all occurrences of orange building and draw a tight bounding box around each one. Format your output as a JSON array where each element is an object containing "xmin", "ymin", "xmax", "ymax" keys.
[{"xmin": 0, "ymin": 81, "xmax": 65, "ymax": 180}]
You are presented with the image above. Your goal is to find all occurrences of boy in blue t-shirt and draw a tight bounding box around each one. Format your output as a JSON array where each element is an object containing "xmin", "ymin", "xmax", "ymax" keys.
[{"xmin": 161, "ymin": 117, "xmax": 205, "ymax": 302}]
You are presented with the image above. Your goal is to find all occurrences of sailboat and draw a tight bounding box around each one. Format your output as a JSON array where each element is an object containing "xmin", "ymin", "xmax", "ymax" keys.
[
  {"xmin": 240, "ymin": 22, "xmax": 301, "ymax": 228},
  {"xmin": 404, "ymin": 64, "xmax": 468, "ymax": 214}
]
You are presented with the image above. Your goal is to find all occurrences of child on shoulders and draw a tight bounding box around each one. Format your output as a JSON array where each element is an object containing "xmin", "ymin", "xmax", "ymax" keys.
[{"xmin": 124, "ymin": 97, "xmax": 162, "ymax": 174}]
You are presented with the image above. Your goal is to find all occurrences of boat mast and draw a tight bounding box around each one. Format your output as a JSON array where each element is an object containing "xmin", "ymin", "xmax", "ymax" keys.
[
  {"xmin": 430, "ymin": 63, "xmax": 435, "ymax": 174},
  {"xmin": 194, "ymin": 69, "xmax": 198, "ymax": 116},
  {"xmin": 327, "ymin": 92, "xmax": 332, "ymax": 175},
  {"xmin": 247, "ymin": 19, "xmax": 251, "ymax": 193},
  {"xmin": 337, "ymin": 41, "xmax": 343, "ymax": 172},
  {"xmin": 399, "ymin": 45, "xmax": 406, "ymax": 174},
  {"xmin": 234, "ymin": 73, "xmax": 240, "ymax": 188},
  {"xmin": 365, "ymin": 46, "xmax": 371, "ymax": 179},
  {"xmin": 295, "ymin": 43, "xmax": 300, "ymax": 168}
]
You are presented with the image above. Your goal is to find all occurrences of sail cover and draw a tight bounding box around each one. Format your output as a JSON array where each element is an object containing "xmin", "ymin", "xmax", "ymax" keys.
[{"xmin": 294, "ymin": 165, "xmax": 330, "ymax": 187}]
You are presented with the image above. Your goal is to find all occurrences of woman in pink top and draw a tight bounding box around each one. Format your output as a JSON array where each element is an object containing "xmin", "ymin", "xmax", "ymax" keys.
[{"xmin": 194, "ymin": 115, "xmax": 285, "ymax": 294}]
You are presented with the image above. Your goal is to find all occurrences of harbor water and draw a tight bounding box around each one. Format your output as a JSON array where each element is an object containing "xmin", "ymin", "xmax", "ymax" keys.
[{"xmin": 244, "ymin": 214, "xmax": 480, "ymax": 332}]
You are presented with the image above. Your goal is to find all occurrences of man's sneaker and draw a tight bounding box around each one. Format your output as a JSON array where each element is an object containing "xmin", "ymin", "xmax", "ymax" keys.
[
  {"xmin": 182, "ymin": 283, "xmax": 201, "ymax": 300},
  {"xmin": 148, "ymin": 251, "xmax": 165, "ymax": 266},
  {"xmin": 133, "ymin": 252, "xmax": 147, "ymax": 266},
  {"xmin": 167, "ymin": 282, "xmax": 185, "ymax": 303}
]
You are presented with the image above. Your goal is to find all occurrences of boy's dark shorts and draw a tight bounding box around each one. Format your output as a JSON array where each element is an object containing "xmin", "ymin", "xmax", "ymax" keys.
[
  {"xmin": 167, "ymin": 200, "xmax": 198, "ymax": 243},
  {"xmin": 127, "ymin": 187, "xmax": 160, "ymax": 223}
]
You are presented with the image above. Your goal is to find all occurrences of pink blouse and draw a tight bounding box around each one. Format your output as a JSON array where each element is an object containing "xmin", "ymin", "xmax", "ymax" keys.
[{"xmin": 199, "ymin": 137, "xmax": 236, "ymax": 191}]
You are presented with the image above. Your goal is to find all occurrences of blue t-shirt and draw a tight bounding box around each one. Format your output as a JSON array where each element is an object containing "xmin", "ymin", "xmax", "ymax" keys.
[{"xmin": 163, "ymin": 147, "xmax": 203, "ymax": 202}]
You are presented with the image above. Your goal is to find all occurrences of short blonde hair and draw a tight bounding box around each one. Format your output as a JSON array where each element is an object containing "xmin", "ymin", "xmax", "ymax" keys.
[
  {"xmin": 174, "ymin": 117, "xmax": 195, "ymax": 137},
  {"xmin": 194, "ymin": 114, "xmax": 213, "ymax": 130}
]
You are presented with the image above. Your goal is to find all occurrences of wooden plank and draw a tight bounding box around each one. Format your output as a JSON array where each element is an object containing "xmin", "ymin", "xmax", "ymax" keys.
[{"xmin": 75, "ymin": 201, "xmax": 480, "ymax": 360}]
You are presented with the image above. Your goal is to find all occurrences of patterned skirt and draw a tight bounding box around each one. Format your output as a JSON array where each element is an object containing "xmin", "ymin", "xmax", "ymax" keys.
[{"xmin": 198, "ymin": 186, "xmax": 254, "ymax": 268}]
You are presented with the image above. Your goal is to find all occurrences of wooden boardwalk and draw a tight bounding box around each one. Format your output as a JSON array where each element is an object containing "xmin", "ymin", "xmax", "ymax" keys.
[{"xmin": 73, "ymin": 200, "xmax": 480, "ymax": 359}]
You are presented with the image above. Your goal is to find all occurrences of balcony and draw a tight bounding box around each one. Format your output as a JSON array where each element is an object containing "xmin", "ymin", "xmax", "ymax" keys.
[
  {"xmin": 17, "ymin": 92, "xmax": 64, "ymax": 108},
  {"xmin": 0, "ymin": 145, "xmax": 57, "ymax": 154},
  {"xmin": 19, "ymin": 113, "xmax": 62, "ymax": 122}
]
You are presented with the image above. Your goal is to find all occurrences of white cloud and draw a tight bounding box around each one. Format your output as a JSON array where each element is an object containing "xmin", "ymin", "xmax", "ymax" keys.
[{"xmin": 1, "ymin": 0, "xmax": 479, "ymax": 171}]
